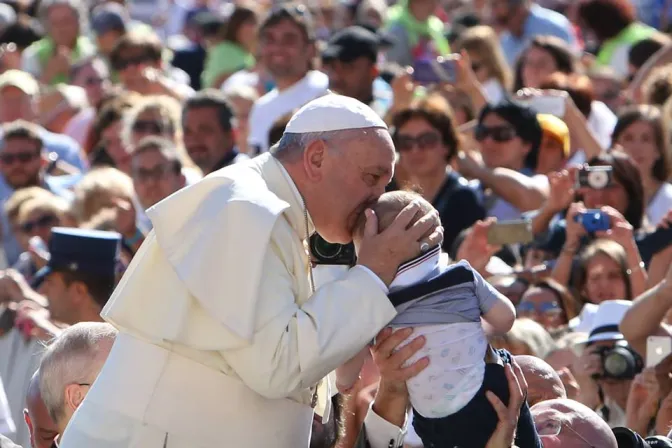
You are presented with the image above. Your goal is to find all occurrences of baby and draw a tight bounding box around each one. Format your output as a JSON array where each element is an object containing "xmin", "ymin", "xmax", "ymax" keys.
[{"xmin": 337, "ymin": 191, "xmax": 542, "ymax": 448}]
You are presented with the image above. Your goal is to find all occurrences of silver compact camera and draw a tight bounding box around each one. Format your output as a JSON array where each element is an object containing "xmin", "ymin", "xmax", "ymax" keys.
[{"xmin": 577, "ymin": 166, "xmax": 613, "ymax": 190}]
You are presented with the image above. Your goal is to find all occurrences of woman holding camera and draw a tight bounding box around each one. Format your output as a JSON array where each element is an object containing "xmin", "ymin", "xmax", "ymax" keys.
[{"xmin": 611, "ymin": 105, "xmax": 672, "ymax": 227}]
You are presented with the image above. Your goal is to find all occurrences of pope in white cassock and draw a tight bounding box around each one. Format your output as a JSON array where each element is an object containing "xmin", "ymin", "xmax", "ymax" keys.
[{"xmin": 58, "ymin": 94, "xmax": 442, "ymax": 447}]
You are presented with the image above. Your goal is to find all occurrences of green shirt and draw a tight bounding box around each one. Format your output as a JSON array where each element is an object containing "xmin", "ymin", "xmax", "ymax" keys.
[{"xmin": 202, "ymin": 41, "xmax": 255, "ymax": 89}]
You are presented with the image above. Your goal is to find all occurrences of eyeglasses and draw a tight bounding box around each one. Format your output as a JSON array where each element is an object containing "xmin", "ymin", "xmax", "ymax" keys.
[
  {"xmin": 132, "ymin": 120, "xmax": 169, "ymax": 135},
  {"xmin": 133, "ymin": 164, "xmax": 177, "ymax": 182},
  {"xmin": 0, "ymin": 151, "xmax": 39, "ymax": 164},
  {"xmin": 535, "ymin": 419, "xmax": 596, "ymax": 447},
  {"xmin": 517, "ymin": 301, "xmax": 564, "ymax": 317},
  {"xmin": 474, "ymin": 125, "xmax": 517, "ymax": 143},
  {"xmin": 20, "ymin": 214, "xmax": 57, "ymax": 233},
  {"xmin": 396, "ymin": 131, "xmax": 442, "ymax": 152}
]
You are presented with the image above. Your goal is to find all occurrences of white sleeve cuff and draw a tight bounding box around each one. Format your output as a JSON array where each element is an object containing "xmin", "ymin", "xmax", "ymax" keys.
[
  {"xmin": 352, "ymin": 265, "xmax": 388, "ymax": 294},
  {"xmin": 363, "ymin": 401, "xmax": 407, "ymax": 448}
]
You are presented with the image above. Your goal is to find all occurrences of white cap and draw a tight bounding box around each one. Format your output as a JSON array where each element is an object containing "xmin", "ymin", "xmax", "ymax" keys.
[
  {"xmin": 584, "ymin": 300, "xmax": 632, "ymax": 344},
  {"xmin": 284, "ymin": 93, "xmax": 387, "ymax": 134}
]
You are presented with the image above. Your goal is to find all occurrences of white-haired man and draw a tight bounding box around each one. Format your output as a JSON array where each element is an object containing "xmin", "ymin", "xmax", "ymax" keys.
[
  {"xmin": 59, "ymin": 94, "xmax": 442, "ymax": 447},
  {"xmin": 38, "ymin": 322, "xmax": 117, "ymax": 438}
]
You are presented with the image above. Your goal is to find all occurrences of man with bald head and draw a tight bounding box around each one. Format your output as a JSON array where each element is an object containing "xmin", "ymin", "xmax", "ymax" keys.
[
  {"xmin": 60, "ymin": 94, "xmax": 443, "ymax": 448},
  {"xmin": 531, "ymin": 398, "xmax": 617, "ymax": 448},
  {"xmin": 23, "ymin": 372, "xmax": 57, "ymax": 448},
  {"xmin": 515, "ymin": 355, "xmax": 566, "ymax": 406}
]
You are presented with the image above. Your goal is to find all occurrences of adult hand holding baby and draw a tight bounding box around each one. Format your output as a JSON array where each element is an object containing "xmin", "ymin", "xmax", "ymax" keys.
[{"xmin": 356, "ymin": 201, "xmax": 443, "ymax": 286}]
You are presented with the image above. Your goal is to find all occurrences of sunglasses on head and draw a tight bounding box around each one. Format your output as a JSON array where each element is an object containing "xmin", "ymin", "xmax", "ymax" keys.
[
  {"xmin": 0, "ymin": 151, "xmax": 38, "ymax": 164},
  {"xmin": 21, "ymin": 214, "xmax": 57, "ymax": 233},
  {"xmin": 474, "ymin": 125, "xmax": 517, "ymax": 143},
  {"xmin": 396, "ymin": 131, "xmax": 442, "ymax": 152}
]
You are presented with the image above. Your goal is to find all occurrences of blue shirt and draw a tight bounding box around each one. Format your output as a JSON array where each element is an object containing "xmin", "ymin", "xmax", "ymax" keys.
[{"xmin": 500, "ymin": 4, "xmax": 577, "ymax": 67}]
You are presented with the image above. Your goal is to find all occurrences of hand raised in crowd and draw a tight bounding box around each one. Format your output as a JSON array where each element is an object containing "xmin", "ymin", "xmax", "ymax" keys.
[
  {"xmin": 357, "ymin": 203, "xmax": 443, "ymax": 286},
  {"xmin": 370, "ymin": 327, "xmax": 428, "ymax": 428},
  {"xmin": 546, "ymin": 168, "xmax": 577, "ymax": 214},
  {"xmin": 389, "ymin": 67, "xmax": 415, "ymax": 113},
  {"xmin": 456, "ymin": 149, "xmax": 486, "ymax": 180},
  {"xmin": 595, "ymin": 206, "xmax": 636, "ymax": 250},
  {"xmin": 113, "ymin": 197, "xmax": 138, "ymax": 240},
  {"xmin": 14, "ymin": 299, "xmax": 61, "ymax": 342},
  {"xmin": 452, "ymin": 50, "xmax": 479, "ymax": 93},
  {"xmin": 572, "ymin": 345, "xmax": 602, "ymax": 409},
  {"xmin": 556, "ymin": 367, "xmax": 580, "ymax": 401},
  {"xmin": 626, "ymin": 367, "xmax": 662, "ymax": 435},
  {"xmin": 0, "ymin": 269, "xmax": 38, "ymax": 305},
  {"xmin": 457, "ymin": 218, "xmax": 501, "ymax": 275},
  {"xmin": 43, "ymin": 46, "xmax": 71, "ymax": 82},
  {"xmin": 656, "ymin": 388, "xmax": 672, "ymax": 436},
  {"xmin": 564, "ymin": 202, "xmax": 588, "ymax": 248},
  {"xmin": 484, "ymin": 361, "xmax": 527, "ymax": 448},
  {"xmin": 0, "ymin": 43, "xmax": 20, "ymax": 72}
]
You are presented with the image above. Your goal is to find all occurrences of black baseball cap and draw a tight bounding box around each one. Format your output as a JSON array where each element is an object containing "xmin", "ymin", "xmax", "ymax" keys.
[{"xmin": 322, "ymin": 26, "xmax": 383, "ymax": 63}]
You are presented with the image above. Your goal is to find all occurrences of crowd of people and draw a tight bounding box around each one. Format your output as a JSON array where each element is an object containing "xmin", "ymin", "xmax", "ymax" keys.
[{"xmin": 0, "ymin": 0, "xmax": 672, "ymax": 446}]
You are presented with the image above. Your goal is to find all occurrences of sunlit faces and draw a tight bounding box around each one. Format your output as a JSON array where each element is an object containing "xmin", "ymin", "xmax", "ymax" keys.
[
  {"xmin": 613, "ymin": 120, "xmax": 660, "ymax": 178},
  {"xmin": 182, "ymin": 106, "xmax": 234, "ymax": 174},
  {"xmin": 0, "ymin": 136, "xmax": 42, "ymax": 189},
  {"xmin": 396, "ymin": 117, "xmax": 449, "ymax": 178},
  {"xmin": 522, "ymin": 46, "xmax": 559, "ymax": 89},
  {"xmin": 582, "ymin": 253, "xmax": 628, "ymax": 303},
  {"xmin": 260, "ymin": 19, "xmax": 313, "ymax": 80},
  {"xmin": 476, "ymin": 113, "xmax": 529, "ymax": 170}
]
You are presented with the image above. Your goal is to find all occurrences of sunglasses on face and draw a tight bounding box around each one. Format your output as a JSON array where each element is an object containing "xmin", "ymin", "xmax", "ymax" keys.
[
  {"xmin": 83, "ymin": 76, "xmax": 104, "ymax": 86},
  {"xmin": 132, "ymin": 120, "xmax": 168, "ymax": 135},
  {"xmin": 518, "ymin": 301, "xmax": 563, "ymax": 317},
  {"xmin": 20, "ymin": 214, "xmax": 57, "ymax": 233},
  {"xmin": 474, "ymin": 125, "xmax": 517, "ymax": 143},
  {"xmin": 114, "ymin": 54, "xmax": 153, "ymax": 71},
  {"xmin": 396, "ymin": 131, "xmax": 442, "ymax": 152},
  {"xmin": 133, "ymin": 164, "xmax": 176, "ymax": 182},
  {"xmin": 0, "ymin": 151, "xmax": 39, "ymax": 164}
]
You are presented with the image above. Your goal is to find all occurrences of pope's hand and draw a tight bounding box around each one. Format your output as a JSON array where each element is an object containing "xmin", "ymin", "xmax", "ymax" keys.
[{"xmin": 356, "ymin": 201, "xmax": 443, "ymax": 286}]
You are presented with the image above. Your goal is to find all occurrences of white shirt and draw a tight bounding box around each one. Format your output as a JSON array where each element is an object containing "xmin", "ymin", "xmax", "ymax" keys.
[
  {"xmin": 589, "ymin": 101, "xmax": 617, "ymax": 151},
  {"xmin": 482, "ymin": 79, "xmax": 506, "ymax": 105},
  {"xmin": 248, "ymin": 70, "xmax": 329, "ymax": 153},
  {"xmin": 647, "ymin": 182, "xmax": 672, "ymax": 227}
]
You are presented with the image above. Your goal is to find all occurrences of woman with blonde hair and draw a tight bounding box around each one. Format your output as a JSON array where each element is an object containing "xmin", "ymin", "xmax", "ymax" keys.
[
  {"xmin": 122, "ymin": 95, "xmax": 202, "ymax": 184},
  {"xmin": 453, "ymin": 25, "xmax": 512, "ymax": 104}
]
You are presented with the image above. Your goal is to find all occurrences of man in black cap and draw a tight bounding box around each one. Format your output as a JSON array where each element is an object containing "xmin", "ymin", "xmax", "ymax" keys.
[
  {"xmin": 35, "ymin": 227, "xmax": 121, "ymax": 326},
  {"xmin": 322, "ymin": 26, "xmax": 393, "ymax": 117}
]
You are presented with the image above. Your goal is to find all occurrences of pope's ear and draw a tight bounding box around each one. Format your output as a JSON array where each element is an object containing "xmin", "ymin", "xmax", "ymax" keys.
[{"xmin": 303, "ymin": 139, "xmax": 327, "ymax": 182}]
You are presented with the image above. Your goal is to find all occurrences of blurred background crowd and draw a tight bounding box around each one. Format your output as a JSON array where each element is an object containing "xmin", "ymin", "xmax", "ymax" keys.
[{"xmin": 2, "ymin": 0, "xmax": 672, "ymax": 446}]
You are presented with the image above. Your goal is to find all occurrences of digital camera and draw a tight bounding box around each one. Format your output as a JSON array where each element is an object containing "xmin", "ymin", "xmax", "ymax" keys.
[
  {"xmin": 309, "ymin": 234, "xmax": 356, "ymax": 266},
  {"xmin": 574, "ymin": 210, "xmax": 611, "ymax": 233},
  {"xmin": 592, "ymin": 343, "xmax": 643, "ymax": 381},
  {"xmin": 577, "ymin": 166, "xmax": 613, "ymax": 189}
]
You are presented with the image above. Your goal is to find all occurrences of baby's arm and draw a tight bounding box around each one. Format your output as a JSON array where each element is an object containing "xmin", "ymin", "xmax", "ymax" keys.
[
  {"xmin": 470, "ymin": 264, "xmax": 516, "ymax": 334},
  {"xmin": 335, "ymin": 347, "xmax": 370, "ymax": 394}
]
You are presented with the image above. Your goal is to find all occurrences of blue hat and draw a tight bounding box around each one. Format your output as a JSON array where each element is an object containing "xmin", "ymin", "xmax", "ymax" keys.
[{"xmin": 33, "ymin": 228, "xmax": 121, "ymax": 287}]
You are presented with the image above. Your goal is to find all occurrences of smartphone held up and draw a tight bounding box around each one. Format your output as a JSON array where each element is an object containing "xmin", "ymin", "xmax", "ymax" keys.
[{"xmin": 412, "ymin": 54, "xmax": 460, "ymax": 85}]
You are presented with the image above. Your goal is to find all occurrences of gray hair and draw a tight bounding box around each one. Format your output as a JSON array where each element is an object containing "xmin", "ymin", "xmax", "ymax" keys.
[
  {"xmin": 39, "ymin": 322, "xmax": 117, "ymax": 423},
  {"xmin": 272, "ymin": 128, "xmax": 377, "ymax": 162}
]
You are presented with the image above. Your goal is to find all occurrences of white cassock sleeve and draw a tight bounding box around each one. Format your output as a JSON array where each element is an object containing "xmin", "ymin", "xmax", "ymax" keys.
[
  {"xmin": 224, "ymin": 236, "xmax": 397, "ymax": 399},
  {"xmin": 363, "ymin": 402, "xmax": 408, "ymax": 448}
]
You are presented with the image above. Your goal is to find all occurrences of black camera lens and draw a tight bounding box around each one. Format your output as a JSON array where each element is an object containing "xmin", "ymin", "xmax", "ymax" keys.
[
  {"xmin": 312, "ymin": 235, "xmax": 344, "ymax": 260},
  {"xmin": 604, "ymin": 351, "xmax": 629, "ymax": 378}
]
